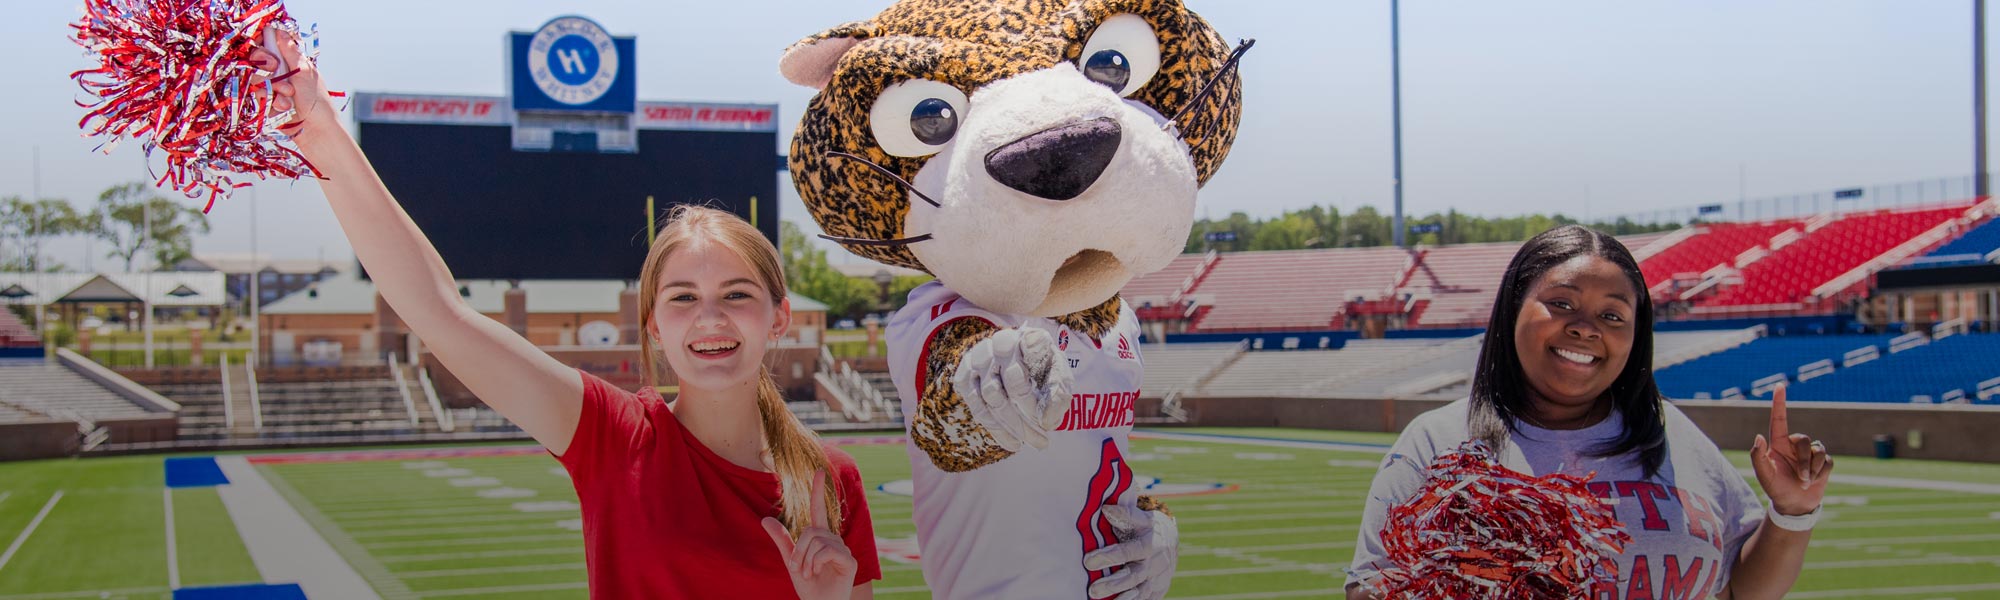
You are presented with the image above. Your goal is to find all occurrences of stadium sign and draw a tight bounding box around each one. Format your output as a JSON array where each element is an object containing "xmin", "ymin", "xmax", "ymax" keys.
[
  {"xmin": 636, "ymin": 102, "xmax": 779, "ymax": 132},
  {"xmin": 509, "ymin": 16, "xmax": 636, "ymax": 113},
  {"xmin": 1204, "ymin": 231, "xmax": 1238, "ymax": 242},
  {"xmin": 1835, "ymin": 187, "xmax": 1865, "ymax": 200},
  {"xmin": 1409, "ymin": 223, "xmax": 1443, "ymax": 235},
  {"xmin": 355, "ymin": 94, "xmax": 509, "ymax": 125}
]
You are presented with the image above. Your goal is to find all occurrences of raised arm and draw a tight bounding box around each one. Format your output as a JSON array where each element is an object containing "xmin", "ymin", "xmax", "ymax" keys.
[{"xmin": 259, "ymin": 35, "xmax": 584, "ymax": 455}]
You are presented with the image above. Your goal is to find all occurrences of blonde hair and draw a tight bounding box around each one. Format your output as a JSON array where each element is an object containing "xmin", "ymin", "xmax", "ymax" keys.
[{"xmin": 637, "ymin": 204, "xmax": 841, "ymax": 537}]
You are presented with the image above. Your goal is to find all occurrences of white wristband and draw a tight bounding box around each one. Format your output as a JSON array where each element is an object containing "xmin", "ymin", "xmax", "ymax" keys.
[{"xmin": 1767, "ymin": 503, "xmax": 1821, "ymax": 531}]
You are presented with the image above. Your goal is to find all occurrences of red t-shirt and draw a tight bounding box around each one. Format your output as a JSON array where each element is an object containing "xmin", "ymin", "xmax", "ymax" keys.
[{"xmin": 556, "ymin": 369, "xmax": 882, "ymax": 598}]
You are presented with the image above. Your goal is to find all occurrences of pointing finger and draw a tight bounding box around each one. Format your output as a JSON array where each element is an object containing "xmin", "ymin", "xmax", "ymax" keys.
[{"xmin": 1769, "ymin": 384, "xmax": 1795, "ymax": 463}]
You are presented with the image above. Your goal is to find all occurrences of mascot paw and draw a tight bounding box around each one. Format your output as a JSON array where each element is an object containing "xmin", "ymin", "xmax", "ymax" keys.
[
  {"xmin": 950, "ymin": 327, "xmax": 1074, "ymax": 452},
  {"xmin": 1083, "ymin": 501, "xmax": 1179, "ymax": 600}
]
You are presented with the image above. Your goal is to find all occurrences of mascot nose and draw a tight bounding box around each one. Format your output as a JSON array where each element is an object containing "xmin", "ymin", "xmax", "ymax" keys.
[{"xmin": 983, "ymin": 118, "xmax": 1121, "ymax": 201}]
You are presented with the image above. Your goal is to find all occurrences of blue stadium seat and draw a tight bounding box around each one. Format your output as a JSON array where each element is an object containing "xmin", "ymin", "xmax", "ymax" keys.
[
  {"xmin": 1786, "ymin": 334, "xmax": 2000, "ymax": 404},
  {"xmin": 1655, "ymin": 335, "xmax": 1896, "ymax": 400},
  {"xmin": 1906, "ymin": 216, "xmax": 2000, "ymax": 268}
]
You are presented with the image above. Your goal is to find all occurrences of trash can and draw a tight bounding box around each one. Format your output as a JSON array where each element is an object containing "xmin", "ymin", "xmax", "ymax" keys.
[{"xmin": 1873, "ymin": 434, "xmax": 1895, "ymax": 459}]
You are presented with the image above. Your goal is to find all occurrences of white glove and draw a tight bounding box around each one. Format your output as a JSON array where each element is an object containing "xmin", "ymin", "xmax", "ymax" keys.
[
  {"xmin": 1083, "ymin": 504, "xmax": 1178, "ymax": 600},
  {"xmin": 950, "ymin": 328, "xmax": 1073, "ymax": 452}
]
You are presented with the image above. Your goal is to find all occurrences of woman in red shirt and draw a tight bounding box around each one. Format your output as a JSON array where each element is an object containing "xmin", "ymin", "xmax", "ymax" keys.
[{"xmin": 258, "ymin": 34, "xmax": 880, "ymax": 600}]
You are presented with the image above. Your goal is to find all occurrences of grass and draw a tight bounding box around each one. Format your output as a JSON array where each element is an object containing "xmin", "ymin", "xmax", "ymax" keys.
[{"xmin": 1, "ymin": 430, "xmax": 1998, "ymax": 599}]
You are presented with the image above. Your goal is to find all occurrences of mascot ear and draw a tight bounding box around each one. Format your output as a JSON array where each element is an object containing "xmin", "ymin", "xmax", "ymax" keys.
[{"xmin": 780, "ymin": 21, "xmax": 877, "ymax": 89}]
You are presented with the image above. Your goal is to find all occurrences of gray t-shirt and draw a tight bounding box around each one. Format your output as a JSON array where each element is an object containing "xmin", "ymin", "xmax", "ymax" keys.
[{"xmin": 1346, "ymin": 398, "xmax": 1764, "ymax": 600}]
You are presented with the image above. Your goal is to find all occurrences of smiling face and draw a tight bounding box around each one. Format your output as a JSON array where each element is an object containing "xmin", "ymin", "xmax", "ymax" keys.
[
  {"xmin": 1511, "ymin": 255, "xmax": 1639, "ymax": 411},
  {"xmin": 645, "ymin": 239, "xmax": 792, "ymax": 394}
]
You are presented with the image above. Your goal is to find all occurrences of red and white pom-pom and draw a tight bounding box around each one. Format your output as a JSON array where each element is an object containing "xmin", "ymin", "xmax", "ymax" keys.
[
  {"xmin": 70, "ymin": 0, "xmax": 333, "ymax": 212},
  {"xmin": 1364, "ymin": 441, "xmax": 1631, "ymax": 599}
]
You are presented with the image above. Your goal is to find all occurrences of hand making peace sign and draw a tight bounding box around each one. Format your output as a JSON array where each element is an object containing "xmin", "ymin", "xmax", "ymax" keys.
[
  {"xmin": 761, "ymin": 471, "xmax": 859, "ymax": 600},
  {"xmin": 1749, "ymin": 385, "xmax": 1833, "ymax": 517}
]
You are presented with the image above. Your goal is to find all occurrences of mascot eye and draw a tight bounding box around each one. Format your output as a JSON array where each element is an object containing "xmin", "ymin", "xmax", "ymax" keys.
[
  {"xmin": 870, "ymin": 79, "xmax": 970, "ymax": 157},
  {"xmin": 1078, "ymin": 14, "xmax": 1161, "ymax": 97}
]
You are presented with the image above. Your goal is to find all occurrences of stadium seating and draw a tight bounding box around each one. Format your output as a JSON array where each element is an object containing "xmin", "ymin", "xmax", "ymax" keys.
[
  {"xmin": 1186, "ymin": 247, "xmax": 1411, "ymax": 331},
  {"xmin": 1120, "ymin": 253, "xmax": 1212, "ymax": 304},
  {"xmin": 1638, "ymin": 220, "xmax": 1800, "ymax": 292},
  {"xmin": 1302, "ymin": 329, "xmax": 1757, "ymax": 399},
  {"xmin": 1137, "ymin": 342, "xmax": 1244, "ymax": 397},
  {"xmin": 1904, "ymin": 214, "xmax": 2000, "ymax": 268},
  {"xmin": 1701, "ymin": 206, "xmax": 1966, "ymax": 307},
  {"xmin": 0, "ymin": 308, "xmax": 40, "ymax": 349},
  {"xmin": 0, "ymin": 359, "xmax": 159, "ymax": 422},
  {"xmin": 251, "ymin": 379, "xmax": 422, "ymax": 438},
  {"xmin": 150, "ymin": 380, "xmax": 230, "ymax": 439},
  {"xmin": 1786, "ymin": 333, "xmax": 2000, "ymax": 404},
  {"xmin": 1397, "ymin": 243, "xmax": 1520, "ymax": 327},
  {"xmin": 1655, "ymin": 334, "xmax": 1897, "ymax": 399}
]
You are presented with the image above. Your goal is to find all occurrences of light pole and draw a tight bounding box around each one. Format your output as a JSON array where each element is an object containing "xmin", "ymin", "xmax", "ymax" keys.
[{"xmin": 1391, "ymin": 0, "xmax": 1406, "ymax": 248}]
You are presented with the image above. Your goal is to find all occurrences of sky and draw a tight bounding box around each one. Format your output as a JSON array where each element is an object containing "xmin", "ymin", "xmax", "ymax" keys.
[{"xmin": 2, "ymin": 0, "xmax": 1994, "ymax": 272}]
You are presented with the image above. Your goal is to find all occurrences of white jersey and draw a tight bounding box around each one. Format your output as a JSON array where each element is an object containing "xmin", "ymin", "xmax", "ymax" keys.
[{"xmin": 887, "ymin": 281, "xmax": 1145, "ymax": 599}]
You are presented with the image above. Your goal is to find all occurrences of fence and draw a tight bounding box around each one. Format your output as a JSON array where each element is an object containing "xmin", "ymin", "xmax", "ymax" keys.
[{"xmin": 1612, "ymin": 175, "xmax": 1978, "ymax": 226}]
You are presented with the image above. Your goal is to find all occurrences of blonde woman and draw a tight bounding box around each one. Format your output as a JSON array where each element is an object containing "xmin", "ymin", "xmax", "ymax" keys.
[{"xmin": 258, "ymin": 35, "xmax": 879, "ymax": 600}]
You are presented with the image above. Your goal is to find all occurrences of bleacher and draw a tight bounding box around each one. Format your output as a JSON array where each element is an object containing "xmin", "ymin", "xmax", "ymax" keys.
[
  {"xmin": 1638, "ymin": 220, "xmax": 1799, "ymax": 292},
  {"xmin": 150, "ymin": 380, "xmax": 229, "ymax": 440},
  {"xmin": 0, "ymin": 308, "xmax": 41, "ymax": 353},
  {"xmin": 1185, "ymin": 247, "xmax": 1411, "ymax": 331},
  {"xmin": 1901, "ymin": 214, "xmax": 2000, "ymax": 269},
  {"xmin": 1398, "ymin": 243, "xmax": 1519, "ymax": 327},
  {"xmin": 1786, "ymin": 332, "xmax": 2000, "ymax": 404},
  {"xmin": 251, "ymin": 379, "xmax": 422, "ymax": 438},
  {"xmin": 1655, "ymin": 334, "xmax": 1898, "ymax": 399},
  {"xmin": 1137, "ymin": 342, "xmax": 1244, "ymax": 398},
  {"xmin": 1121, "ymin": 253, "xmax": 1211, "ymax": 304},
  {"xmin": 1302, "ymin": 329, "xmax": 1756, "ymax": 399},
  {"xmin": 0, "ymin": 359, "xmax": 159, "ymax": 423},
  {"xmin": 1196, "ymin": 339, "xmax": 1453, "ymax": 397},
  {"xmin": 1701, "ymin": 205, "xmax": 1967, "ymax": 307}
]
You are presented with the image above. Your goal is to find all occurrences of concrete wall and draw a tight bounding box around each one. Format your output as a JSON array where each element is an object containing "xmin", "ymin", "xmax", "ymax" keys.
[{"xmin": 1165, "ymin": 395, "xmax": 2000, "ymax": 463}]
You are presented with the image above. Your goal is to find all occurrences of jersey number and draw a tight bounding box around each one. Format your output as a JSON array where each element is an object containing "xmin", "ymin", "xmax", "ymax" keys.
[{"xmin": 1075, "ymin": 439, "xmax": 1134, "ymax": 586}]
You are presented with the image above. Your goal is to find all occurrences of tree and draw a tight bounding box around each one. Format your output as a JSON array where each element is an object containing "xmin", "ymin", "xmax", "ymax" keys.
[
  {"xmin": 90, "ymin": 183, "xmax": 211, "ymax": 272},
  {"xmin": 780, "ymin": 220, "xmax": 884, "ymax": 320},
  {"xmin": 0, "ymin": 196, "xmax": 86, "ymax": 272}
]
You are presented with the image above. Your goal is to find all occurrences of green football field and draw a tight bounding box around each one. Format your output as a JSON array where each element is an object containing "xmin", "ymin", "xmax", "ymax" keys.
[{"xmin": 1, "ymin": 427, "xmax": 1998, "ymax": 599}]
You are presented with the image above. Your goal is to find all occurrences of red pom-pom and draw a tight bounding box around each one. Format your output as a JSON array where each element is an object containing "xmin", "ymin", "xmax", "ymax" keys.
[
  {"xmin": 1365, "ymin": 441, "xmax": 1631, "ymax": 599},
  {"xmin": 70, "ymin": 0, "xmax": 326, "ymax": 213}
]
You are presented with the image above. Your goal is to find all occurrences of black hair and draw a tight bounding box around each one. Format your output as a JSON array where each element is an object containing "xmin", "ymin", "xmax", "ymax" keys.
[{"xmin": 1467, "ymin": 225, "xmax": 1667, "ymax": 479}]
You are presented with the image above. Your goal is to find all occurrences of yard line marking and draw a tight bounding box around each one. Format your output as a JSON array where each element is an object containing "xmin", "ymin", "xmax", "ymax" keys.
[
  {"xmin": 164, "ymin": 488, "xmax": 180, "ymax": 589},
  {"xmin": 1806, "ymin": 554, "xmax": 2000, "ymax": 570},
  {"xmin": 0, "ymin": 491, "xmax": 62, "ymax": 577},
  {"xmin": 0, "ymin": 492, "xmax": 10, "ymax": 507},
  {"xmin": 1811, "ymin": 531, "xmax": 2000, "ymax": 548},
  {"xmin": 396, "ymin": 562, "xmax": 584, "ymax": 579},
  {"xmin": 365, "ymin": 533, "xmax": 579, "ymax": 550},
  {"xmin": 377, "ymin": 546, "xmax": 582, "ymax": 564},
  {"xmin": 414, "ymin": 581, "xmax": 590, "ymax": 597},
  {"xmin": 1785, "ymin": 582, "xmax": 2000, "ymax": 598},
  {"xmin": 212, "ymin": 457, "xmax": 380, "ymax": 599},
  {"xmin": 1733, "ymin": 468, "xmax": 2000, "ymax": 495}
]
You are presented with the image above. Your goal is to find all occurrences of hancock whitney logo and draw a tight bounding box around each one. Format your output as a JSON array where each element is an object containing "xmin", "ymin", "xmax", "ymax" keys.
[{"xmin": 527, "ymin": 17, "xmax": 620, "ymax": 105}]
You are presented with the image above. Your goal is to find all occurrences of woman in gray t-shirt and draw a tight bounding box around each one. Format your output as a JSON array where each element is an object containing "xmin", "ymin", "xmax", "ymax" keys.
[{"xmin": 1345, "ymin": 226, "xmax": 1831, "ymax": 600}]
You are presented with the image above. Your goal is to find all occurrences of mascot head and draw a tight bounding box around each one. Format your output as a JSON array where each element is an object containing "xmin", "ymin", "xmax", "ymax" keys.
[{"xmin": 782, "ymin": 0, "xmax": 1245, "ymax": 317}]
